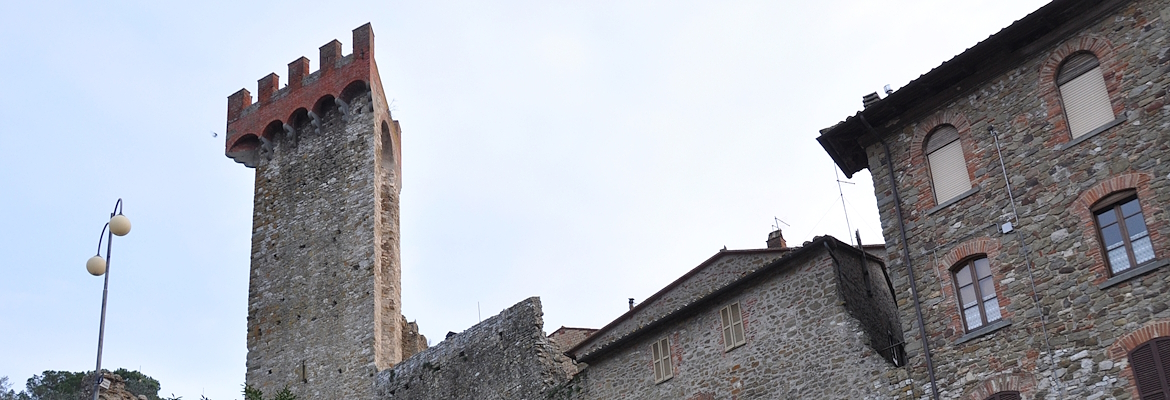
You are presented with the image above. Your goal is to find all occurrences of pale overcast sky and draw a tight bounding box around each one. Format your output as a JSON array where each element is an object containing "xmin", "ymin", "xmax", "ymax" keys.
[{"xmin": 0, "ymin": 0, "xmax": 1049, "ymax": 398}]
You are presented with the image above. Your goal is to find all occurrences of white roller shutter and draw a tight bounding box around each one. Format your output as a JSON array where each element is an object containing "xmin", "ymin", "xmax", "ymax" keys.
[
  {"xmin": 928, "ymin": 139, "xmax": 971, "ymax": 204},
  {"xmin": 1060, "ymin": 66, "xmax": 1115, "ymax": 138}
]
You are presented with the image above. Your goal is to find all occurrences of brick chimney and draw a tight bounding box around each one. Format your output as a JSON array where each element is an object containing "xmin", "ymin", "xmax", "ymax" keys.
[
  {"xmin": 862, "ymin": 92, "xmax": 881, "ymax": 108},
  {"xmin": 766, "ymin": 229, "xmax": 787, "ymax": 249}
]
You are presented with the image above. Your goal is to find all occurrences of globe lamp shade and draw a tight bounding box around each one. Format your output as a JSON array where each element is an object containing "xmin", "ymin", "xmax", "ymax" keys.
[
  {"xmin": 109, "ymin": 214, "xmax": 131, "ymax": 236},
  {"xmin": 87, "ymin": 256, "xmax": 107, "ymax": 276}
]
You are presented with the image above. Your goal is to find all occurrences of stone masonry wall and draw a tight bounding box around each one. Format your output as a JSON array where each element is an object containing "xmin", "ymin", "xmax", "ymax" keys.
[
  {"xmin": 374, "ymin": 297, "xmax": 576, "ymax": 400},
  {"xmin": 573, "ymin": 249, "xmax": 788, "ymax": 359},
  {"xmin": 863, "ymin": 1, "xmax": 1170, "ymax": 398},
  {"xmin": 554, "ymin": 247, "xmax": 899, "ymax": 399},
  {"xmin": 549, "ymin": 328, "xmax": 597, "ymax": 354},
  {"xmin": 831, "ymin": 240, "xmax": 906, "ymax": 367},
  {"xmin": 246, "ymin": 88, "xmax": 401, "ymax": 399}
]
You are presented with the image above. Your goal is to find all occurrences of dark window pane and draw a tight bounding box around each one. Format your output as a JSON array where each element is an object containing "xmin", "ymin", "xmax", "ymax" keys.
[
  {"xmin": 960, "ymin": 285, "xmax": 977, "ymax": 307},
  {"xmin": 980, "ymin": 278, "xmax": 996, "ymax": 300},
  {"xmin": 1121, "ymin": 198, "xmax": 1142, "ymax": 217},
  {"xmin": 1097, "ymin": 209, "xmax": 1117, "ymax": 226},
  {"xmin": 956, "ymin": 265, "xmax": 972, "ymax": 286},
  {"xmin": 1125, "ymin": 214, "xmax": 1149, "ymax": 238},
  {"xmin": 1100, "ymin": 224, "xmax": 1123, "ymax": 248},
  {"xmin": 974, "ymin": 258, "xmax": 991, "ymax": 278}
]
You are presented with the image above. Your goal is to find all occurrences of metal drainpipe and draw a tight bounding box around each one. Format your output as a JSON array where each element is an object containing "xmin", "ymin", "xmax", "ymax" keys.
[{"xmin": 858, "ymin": 113, "xmax": 941, "ymax": 400}]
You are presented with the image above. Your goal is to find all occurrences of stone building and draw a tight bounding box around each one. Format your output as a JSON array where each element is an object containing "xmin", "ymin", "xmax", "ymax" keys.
[
  {"xmin": 557, "ymin": 234, "xmax": 902, "ymax": 399},
  {"xmin": 818, "ymin": 0, "xmax": 1170, "ymax": 398},
  {"xmin": 222, "ymin": 1, "xmax": 1170, "ymax": 398},
  {"xmin": 373, "ymin": 233, "xmax": 904, "ymax": 399},
  {"xmin": 223, "ymin": 24, "xmax": 425, "ymax": 399}
]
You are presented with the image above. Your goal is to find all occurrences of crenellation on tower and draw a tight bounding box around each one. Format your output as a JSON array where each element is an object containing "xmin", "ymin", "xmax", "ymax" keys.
[
  {"xmin": 287, "ymin": 57, "xmax": 310, "ymax": 90},
  {"xmin": 225, "ymin": 23, "xmax": 383, "ymax": 169}
]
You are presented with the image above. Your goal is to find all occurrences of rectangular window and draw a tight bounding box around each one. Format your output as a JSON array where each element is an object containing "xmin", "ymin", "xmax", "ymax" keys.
[
  {"xmin": 925, "ymin": 125, "xmax": 972, "ymax": 205},
  {"xmin": 1060, "ymin": 66, "xmax": 1115, "ymax": 138},
  {"xmin": 720, "ymin": 303, "xmax": 746, "ymax": 351},
  {"xmin": 651, "ymin": 337, "xmax": 673, "ymax": 383},
  {"xmin": 953, "ymin": 257, "xmax": 1001, "ymax": 331},
  {"xmin": 1095, "ymin": 194, "xmax": 1155, "ymax": 275}
]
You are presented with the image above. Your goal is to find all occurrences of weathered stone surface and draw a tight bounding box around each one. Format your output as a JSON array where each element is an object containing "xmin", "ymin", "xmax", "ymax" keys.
[
  {"xmin": 554, "ymin": 237, "xmax": 902, "ymax": 399},
  {"xmin": 91, "ymin": 372, "xmax": 149, "ymax": 400},
  {"xmin": 226, "ymin": 24, "xmax": 412, "ymax": 399},
  {"xmin": 570, "ymin": 248, "xmax": 790, "ymax": 359},
  {"xmin": 375, "ymin": 298, "xmax": 575, "ymax": 400},
  {"xmin": 831, "ymin": 0, "xmax": 1170, "ymax": 398}
]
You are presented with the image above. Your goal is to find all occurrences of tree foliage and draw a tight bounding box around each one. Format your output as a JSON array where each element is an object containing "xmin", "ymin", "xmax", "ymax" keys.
[
  {"xmin": 242, "ymin": 385, "xmax": 295, "ymax": 400},
  {"xmin": 6, "ymin": 369, "xmax": 162, "ymax": 400},
  {"xmin": 24, "ymin": 370, "xmax": 87, "ymax": 400},
  {"xmin": 0, "ymin": 376, "xmax": 24, "ymax": 400},
  {"xmin": 3, "ymin": 373, "xmax": 296, "ymax": 400}
]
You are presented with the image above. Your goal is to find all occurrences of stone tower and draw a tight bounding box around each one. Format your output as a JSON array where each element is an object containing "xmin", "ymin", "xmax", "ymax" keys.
[{"xmin": 223, "ymin": 24, "xmax": 409, "ymax": 399}]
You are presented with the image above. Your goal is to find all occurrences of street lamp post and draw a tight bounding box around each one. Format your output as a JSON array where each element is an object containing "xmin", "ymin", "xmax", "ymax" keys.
[{"xmin": 86, "ymin": 199, "xmax": 131, "ymax": 400}]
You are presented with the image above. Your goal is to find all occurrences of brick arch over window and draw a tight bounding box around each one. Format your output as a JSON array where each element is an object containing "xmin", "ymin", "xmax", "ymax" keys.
[
  {"xmin": 964, "ymin": 373, "xmax": 1036, "ymax": 400},
  {"xmin": 909, "ymin": 111, "xmax": 975, "ymax": 209},
  {"xmin": 939, "ymin": 237, "xmax": 999, "ymax": 269},
  {"xmin": 1072, "ymin": 172, "xmax": 1165, "ymax": 284},
  {"xmin": 1108, "ymin": 321, "xmax": 1170, "ymax": 399},
  {"xmin": 935, "ymin": 237, "xmax": 1014, "ymax": 336},
  {"xmin": 1038, "ymin": 35, "xmax": 1125, "ymax": 145}
]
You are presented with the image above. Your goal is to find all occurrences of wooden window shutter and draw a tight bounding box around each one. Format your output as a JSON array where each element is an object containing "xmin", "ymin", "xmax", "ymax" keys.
[
  {"xmin": 1058, "ymin": 53, "xmax": 1114, "ymax": 138},
  {"xmin": 729, "ymin": 303, "xmax": 745, "ymax": 347},
  {"xmin": 925, "ymin": 125, "xmax": 971, "ymax": 204},
  {"xmin": 1129, "ymin": 337, "xmax": 1170, "ymax": 399},
  {"xmin": 651, "ymin": 337, "xmax": 673, "ymax": 383},
  {"xmin": 721, "ymin": 303, "xmax": 746, "ymax": 351},
  {"xmin": 984, "ymin": 391, "xmax": 1021, "ymax": 400}
]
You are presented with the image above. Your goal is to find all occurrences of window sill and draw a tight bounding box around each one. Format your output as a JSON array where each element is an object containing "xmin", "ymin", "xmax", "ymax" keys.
[
  {"xmin": 927, "ymin": 185, "xmax": 981, "ymax": 215},
  {"xmin": 1061, "ymin": 115, "xmax": 1126, "ymax": 150},
  {"xmin": 955, "ymin": 319, "xmax": 1011, "ymax": 345},
  {"xmin": 1098, "ymin": 258, "xmax": 1170, "ymax": 290}
]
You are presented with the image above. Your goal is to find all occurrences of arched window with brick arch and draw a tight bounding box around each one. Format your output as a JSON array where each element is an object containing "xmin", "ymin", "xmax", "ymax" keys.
[
  {"xmin": 953, "ymin": 256, "xmax": 1001, "ymax": 331},
  {"xmin": 924, "ymin": 124, "xmax": 971, "ymax": 204},
  {"xmin": 984, "ymin": 392, "xmax": 1021, "ymax": 400},
  {"xmin": 1057, "ymin": 52, "xmax": 1116, "ymax": 139},
  {"xmin": 1128, "ymin": 336, "xmax": 1170, "ymax": 399},
  {"xmin": 1092, "ymin": 189, "xmax": 1155, "ymax": 275}
]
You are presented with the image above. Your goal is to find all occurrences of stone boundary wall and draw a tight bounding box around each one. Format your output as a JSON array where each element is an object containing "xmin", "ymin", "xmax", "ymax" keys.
[{"xmin": 375, "ymin": 297, "xmax": 575, "ymax": 400}]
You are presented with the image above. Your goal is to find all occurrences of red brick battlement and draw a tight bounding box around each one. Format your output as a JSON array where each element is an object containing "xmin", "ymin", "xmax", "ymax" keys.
[{"xmin": 225, "ymin": 23, "xmax": 384, "ymax": 166}]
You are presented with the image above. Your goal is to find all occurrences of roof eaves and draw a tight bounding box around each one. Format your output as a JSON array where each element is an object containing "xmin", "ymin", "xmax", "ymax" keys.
[{"xmin": 817, "ymin": 0, "xmax": 1132, "ymax": 176}]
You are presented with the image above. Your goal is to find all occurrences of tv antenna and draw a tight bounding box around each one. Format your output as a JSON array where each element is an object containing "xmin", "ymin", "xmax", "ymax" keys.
[
  {"xmin": 834, "ymin": 165, "xmax": 855, "ymax": 246},
  {"xmin": 772, "ymin": 217, "xmax": 790, "ymax": 231}
]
